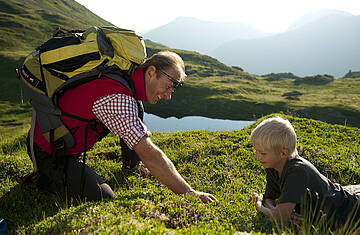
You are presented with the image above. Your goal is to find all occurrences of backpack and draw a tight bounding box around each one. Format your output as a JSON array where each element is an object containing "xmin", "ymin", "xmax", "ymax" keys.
[{"xmin": 16, "ymin": 26, "xmax": 147, "ymax": 171}]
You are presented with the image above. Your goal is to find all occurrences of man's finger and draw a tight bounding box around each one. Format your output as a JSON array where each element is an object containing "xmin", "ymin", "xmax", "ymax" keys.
[{"xmin": 209, "ymin": 195, "xmax": 218, "ymax": 202}]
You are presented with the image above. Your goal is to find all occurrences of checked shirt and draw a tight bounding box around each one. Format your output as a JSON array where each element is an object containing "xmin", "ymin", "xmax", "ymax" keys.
[{"xmin": 92, "ymin": 94, "xmax": 151, "ymax": 149}]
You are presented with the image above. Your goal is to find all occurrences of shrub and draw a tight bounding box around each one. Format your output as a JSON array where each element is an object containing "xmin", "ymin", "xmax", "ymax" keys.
[
  {"xmin": 262, "ymin": 72, "xmax": 299, "ymax": 81},
  {"xmin": 294, "ymin": 74, "xmax": 334, "ymax": 85},
  {"xmin": 231, "ymin": 66, "xmax": 244, "ymax": 72},
  {"xmin": 343, "ymin": 70, "xmax": 360, "ymax": 79}
]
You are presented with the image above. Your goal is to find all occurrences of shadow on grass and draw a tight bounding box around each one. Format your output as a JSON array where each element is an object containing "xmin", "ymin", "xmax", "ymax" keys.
[
  {"xmin": 0, "ymin": 169, "xmax": 150, "ymax": 233},
  {"xmin": 251, "ymin": 213, "xmax": 277, "ymax": 234},
  {"xmin": 294, "ymin": 106, "xmax": 360, "ymax": 128},
  {"xmin": 0, "ymin": 54, "xmax": 26, "ymax": 103},
  {"xmin": 0, "ymin": 183, "xmax": 62, "ymax": 234}
]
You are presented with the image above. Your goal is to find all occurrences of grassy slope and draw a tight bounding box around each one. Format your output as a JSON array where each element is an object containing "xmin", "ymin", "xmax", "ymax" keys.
[
  {"xmin": 1, "ymin": 113, "xmax": 360, "ymax": 234},
  {"xmin": 1, "ymin": 0, "xmax": 359, "ymax": 128},
  {"xmin": 0, "ymin": 0, "xmax": 112, "ymax": 102},
  {"xmin": 0, "ymin": 1, "xmax": 359, "ymax": 234}
]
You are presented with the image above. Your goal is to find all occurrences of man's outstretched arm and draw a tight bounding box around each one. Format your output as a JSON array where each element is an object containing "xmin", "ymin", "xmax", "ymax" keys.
[{"xmin": 134, "ymin": 136, "xmax": 217, "ymax": 203}]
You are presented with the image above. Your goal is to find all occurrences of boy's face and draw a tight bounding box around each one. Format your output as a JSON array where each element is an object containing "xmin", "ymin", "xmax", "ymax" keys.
[{"xmin": 253, "ymin": 143, "xmax": 287, "ymax": 173}]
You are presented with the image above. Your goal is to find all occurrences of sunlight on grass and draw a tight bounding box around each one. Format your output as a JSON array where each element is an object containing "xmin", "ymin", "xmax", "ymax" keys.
[{"xmin": 1, "ymin": 113, "xmax": 359, "ymax": 234}]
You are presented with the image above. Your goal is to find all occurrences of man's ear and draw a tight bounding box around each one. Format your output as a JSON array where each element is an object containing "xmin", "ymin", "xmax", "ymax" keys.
[{"xmin": 145, "ymin": 65, "xmax": 157, "ymax": 81}]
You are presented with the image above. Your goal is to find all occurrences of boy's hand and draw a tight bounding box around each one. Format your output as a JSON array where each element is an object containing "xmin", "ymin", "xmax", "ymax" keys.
[
  {"xmin": 250, "ymin": 192, "xmax": 263, "ymax": 211},
  {"xmin": 290, "ymin": 210, "xmax": 303, "ymax": 225}
]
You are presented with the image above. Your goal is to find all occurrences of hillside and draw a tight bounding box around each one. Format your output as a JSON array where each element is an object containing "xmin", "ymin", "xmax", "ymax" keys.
[
  {"xmin": 143, "ymin": 67, "xmax": 360, "ymax": 127},
  {"xmin": 0, "ymin": 0, "xmax": 359, "ymax": 129},
  {"xmin": 0, "ymin": 0, "xmax": 112, "ymax": 52},
  {"xmin": 0, "ymin": 0, "xmax": 113, "ymax": 102},
  {"xmin": 1, "ymin": 113, "xmax": 360, "ymax": 233},
  {"xmin": 1, "ymin": 1, "xmax": 360, "ymax": 233},
  {"xmin": 144, "ymin": 44, "xmax": 360, "ymax": 128}
]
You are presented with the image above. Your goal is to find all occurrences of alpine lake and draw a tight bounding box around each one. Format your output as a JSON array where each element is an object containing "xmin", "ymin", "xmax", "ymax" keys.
[{"xmin": 144, "ymin": 113, "xmax": 254, "ymax": 132}]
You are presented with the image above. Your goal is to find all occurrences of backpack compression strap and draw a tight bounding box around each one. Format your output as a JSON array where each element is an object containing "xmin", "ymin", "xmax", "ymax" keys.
[{"xmin": 29, "ymin": 107, "xmax": 38, "ymax": 171}]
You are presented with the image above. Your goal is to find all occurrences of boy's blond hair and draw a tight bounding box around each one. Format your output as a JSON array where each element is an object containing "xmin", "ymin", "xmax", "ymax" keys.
[{"xmin": 250, "ymin": 116, "xmax": 298, "ymax": 157}]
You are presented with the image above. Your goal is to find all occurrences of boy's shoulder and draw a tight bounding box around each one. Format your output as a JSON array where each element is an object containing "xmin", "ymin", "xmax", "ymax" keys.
[
  {"xmin": 284, "ymin": 155, "xmax": 323, "ymax": 179},
  {"xmin": 266, "ymin": 155, "xmax": 315, "ymax": 179},
  {"xmin": 288, "ymin": 155, "xmax": 311, "ymax": 167}
]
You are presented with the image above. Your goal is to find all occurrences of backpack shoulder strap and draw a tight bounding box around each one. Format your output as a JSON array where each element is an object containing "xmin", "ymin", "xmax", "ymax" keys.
[{"xmin": 104, "ymin": 71, "xmax": 136, "ymax": 98}]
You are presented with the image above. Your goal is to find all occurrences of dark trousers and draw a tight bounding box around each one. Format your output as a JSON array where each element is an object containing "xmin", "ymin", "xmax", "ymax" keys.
[
  {"xmin": 26, "ymin": 137, "xmax": 114, "ymax": 201},
  {"xmin": 25, "ymin": 101, "xmax": 145, "ymax": 201}
]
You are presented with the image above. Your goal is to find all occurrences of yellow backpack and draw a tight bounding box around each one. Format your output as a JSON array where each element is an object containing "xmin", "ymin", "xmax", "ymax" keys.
[{"xmin": 16, "ymin": 26, "xmax": 146, "ymax": 170}]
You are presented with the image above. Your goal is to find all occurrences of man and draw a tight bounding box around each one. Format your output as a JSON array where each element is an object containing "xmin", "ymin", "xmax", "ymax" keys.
[{"xmin": 27, "ymin": 50, "xmax": 217, "ymax": 203}]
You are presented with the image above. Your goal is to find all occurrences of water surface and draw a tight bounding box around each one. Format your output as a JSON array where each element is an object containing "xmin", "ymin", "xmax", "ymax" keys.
[{"xmin": 144, "ymin": 113, "xmax": 254, "ymax": 132}]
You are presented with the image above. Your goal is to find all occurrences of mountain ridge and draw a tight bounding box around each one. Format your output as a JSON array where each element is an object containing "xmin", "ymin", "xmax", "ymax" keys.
[
  {"xmin": 287, "ymin": 9, "xmax": 353, "ymax": 31},
  {"xmin": 144, "ymin": 11, "xmax": 360, "ymax": 77},
  {"xmin": 144, "ymin": 16, "xmax": 269, "ymax": 54},
  {"xmin": 210, "ymin": 13, "xmax": 360, "ymax": 77}
]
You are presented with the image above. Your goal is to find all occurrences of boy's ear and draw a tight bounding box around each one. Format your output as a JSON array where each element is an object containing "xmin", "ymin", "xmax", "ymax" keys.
[{"xmin": 280, "ymin": 149, "xmax": 289, "ymax": 159}]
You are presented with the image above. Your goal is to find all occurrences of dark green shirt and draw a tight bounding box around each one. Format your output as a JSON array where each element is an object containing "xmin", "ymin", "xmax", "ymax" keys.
[{"xmin": 264, "ymin": 155, "xmax": 360, "ymax": 227}]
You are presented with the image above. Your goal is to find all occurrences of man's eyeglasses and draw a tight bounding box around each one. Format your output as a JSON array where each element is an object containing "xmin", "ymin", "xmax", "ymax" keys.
[{"xmin": 160, "ymin": 70, "xmax": 183, "ymax": 89}]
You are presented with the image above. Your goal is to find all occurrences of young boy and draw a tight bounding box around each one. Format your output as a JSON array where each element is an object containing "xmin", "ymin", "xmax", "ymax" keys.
[{"xmin": 249, "ymin": 116, "xmax": 360, "ymax": 228}]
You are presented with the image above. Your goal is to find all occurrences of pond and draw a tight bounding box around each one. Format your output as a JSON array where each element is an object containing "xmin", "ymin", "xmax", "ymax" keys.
[{"xmin": 143, "ymin": 113, "xmax": 254, "ymax": 132}]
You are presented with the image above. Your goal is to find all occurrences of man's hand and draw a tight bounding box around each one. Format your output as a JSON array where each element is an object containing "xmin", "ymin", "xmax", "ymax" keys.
[
  {"xmin": 188, "ymin": 190, "xmax": 218, "ymax": 203},
  {"xmin": 135, "ymin": 137, "xmax": 217, "ymax": 202}
]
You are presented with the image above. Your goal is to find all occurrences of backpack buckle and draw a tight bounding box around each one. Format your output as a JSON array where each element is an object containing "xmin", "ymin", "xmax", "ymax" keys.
[{"xmin": 54, "ymin": 138, "xmax": 65, "ymax": 150}]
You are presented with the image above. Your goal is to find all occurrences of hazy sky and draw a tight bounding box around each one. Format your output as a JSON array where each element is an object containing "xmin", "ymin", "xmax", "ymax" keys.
[{"xmin": 75, "ymin": 0, "xmax": 360, "ymax": 33}]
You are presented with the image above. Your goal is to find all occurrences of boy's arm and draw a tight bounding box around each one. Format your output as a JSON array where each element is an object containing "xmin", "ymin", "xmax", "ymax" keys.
[
  {"xmin": 263, "ymin": 198, "xmax": 276, "ymax": 209},
  {"xmin": 251, "ymin": 193, "xmax": 297, "ymax": 223}
]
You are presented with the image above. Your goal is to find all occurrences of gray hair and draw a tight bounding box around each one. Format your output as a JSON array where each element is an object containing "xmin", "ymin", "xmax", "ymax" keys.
[{"xmin": 141, "ymin": 50, "xmax": 187, "ymax": 82}]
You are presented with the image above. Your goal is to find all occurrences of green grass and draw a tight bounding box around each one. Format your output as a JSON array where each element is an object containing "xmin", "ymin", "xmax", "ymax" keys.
[
  {"xmin": 1, "ymin": 113, "xmax": 360, "ymax": 234},
  {"xmin": 1, "ymin": 2, "xmax": 360, "ymax": 233},
  {"xmin": 0, "ymin": 0, "xmax": 113, "ymax": 103}
]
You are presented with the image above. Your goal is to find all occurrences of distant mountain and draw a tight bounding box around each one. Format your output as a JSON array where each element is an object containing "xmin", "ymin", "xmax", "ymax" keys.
[
  {"xmin": 287, "ymin": 10, "xmax": 353, "ymax": 31},
  {"xmin": 210, "ymin": 12, "xmax": 360, "ymax": 77},
  {"xmin": 143, "ymin": 16, "xmax": 268, "ymax": 54}
]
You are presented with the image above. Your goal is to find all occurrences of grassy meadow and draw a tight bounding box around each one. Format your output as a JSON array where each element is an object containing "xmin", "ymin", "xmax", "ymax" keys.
[
  {"xmin": 1, "ymin": 111, "xmax": 360, "ymax": 234},
  {"xmin": 1, "ymin": 1, "xmax": 360, "ymax": 234}
]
